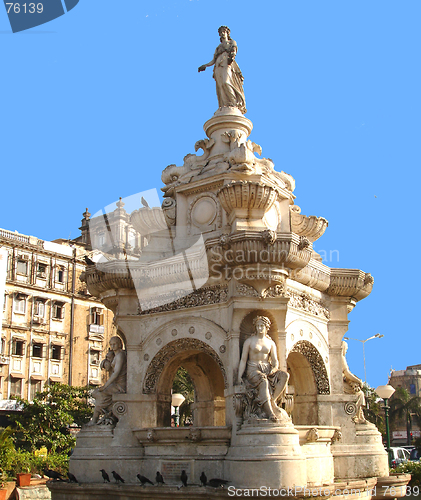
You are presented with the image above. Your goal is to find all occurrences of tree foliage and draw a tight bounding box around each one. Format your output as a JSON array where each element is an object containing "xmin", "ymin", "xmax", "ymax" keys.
[
  {"xmin": 10, "ymin": 383, "xmax": 93, "ymax": 453},
  {"xmin": 362, "ymin": 384, "xmax": 385, "ymax": 434},
  {"xmin": 390, "ymin": 387, "xmax": 421, "ymax": 445}
]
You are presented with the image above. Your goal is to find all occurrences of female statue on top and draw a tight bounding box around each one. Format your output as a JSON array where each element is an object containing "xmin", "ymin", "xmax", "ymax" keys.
[{"xmin": 199, "ymin": 26, "xmax": 247, "ymax": 114}]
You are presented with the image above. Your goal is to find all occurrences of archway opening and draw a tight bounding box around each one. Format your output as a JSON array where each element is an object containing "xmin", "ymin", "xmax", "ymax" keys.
[
  {"xmin": 156, "ymin": 350, "xmax": 226, "ymax": 427},
  {"xmin": 287, "ymin": 351, "xmax": 318, "ymax": 425}
]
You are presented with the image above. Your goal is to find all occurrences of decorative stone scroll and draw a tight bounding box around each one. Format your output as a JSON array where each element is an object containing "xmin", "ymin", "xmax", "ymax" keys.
[
  {"xmin": 143, "ymin": 338, "xmax": 227, "ymax": 393},
  {"xmin": 139, "ymin": 285, "xmax": 228, "ymax": 315},
  {"xmin": 290, "ymin": 341, "xmax": 330, "ymax": 395}
]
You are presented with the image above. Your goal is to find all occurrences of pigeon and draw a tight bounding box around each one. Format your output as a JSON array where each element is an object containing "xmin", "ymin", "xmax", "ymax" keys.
[
  {"xmin": 200, "ymin": 471, "xmax": 207, "ymax": 486},
  {"xmin": 207, "ymin": 478, "xmax": 230, "ymax": 488},
  {"xmin": 156, "ymin": 471, "xmax": 165, "ymax": 485},
  {"xmin": 112, "ymin": 471, "xmax": 125, "ymax": 484},
  {"xmin": 180, "ymin": 470, "xmax": 188, "ymax": 487},
  {"xmin": 137, "ymin": 474, "xmax": 154, "ymax": 486},
  {"xmin": 67, "ymin": 472, "xmax": 78, "ymax": 483},
  {"xmin": 100, "ymin": 469, "xmax": 110, "ymax": 483},
  {"xmin": 43, "ymin": 469, "xmax": 64, "ymax": 481},
  {"xmin": 141, "ymin": 196, "xmax": 150, "ymax": 208}
]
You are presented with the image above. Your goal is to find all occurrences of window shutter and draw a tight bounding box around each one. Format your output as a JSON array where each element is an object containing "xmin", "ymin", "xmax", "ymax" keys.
[
  {"xmin": 60, "ymin": 304, "xmax": 65, "ymax": 319},
  {"xmin": 60, "ymin": 347, "xmax": 65, "ymax": 360},
  {"xmin": 99, "ymin": 313, "xmax": 104, "ymax": 326},
  {"xmin": 42, "ymin": 344, "xmax": 47, "ymax": 358}
]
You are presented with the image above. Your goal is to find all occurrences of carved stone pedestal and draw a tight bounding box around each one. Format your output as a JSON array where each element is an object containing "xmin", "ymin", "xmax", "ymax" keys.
[
  {"xmin": 331, "ymin": 423, "xmax": 389, "ymax": 479},
  {"xmin": 225, "ymin": 422, "xmax": 307, "ymax": 489}
]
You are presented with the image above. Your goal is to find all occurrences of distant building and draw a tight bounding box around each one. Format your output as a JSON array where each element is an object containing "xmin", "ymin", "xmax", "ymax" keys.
[
  {"xmin": 0, "ymin": 226, "xmax": 116, "ymax": 401},
  {"xmin": 389, "ymin": 365, "xmax": 421, "ymax": 445}
]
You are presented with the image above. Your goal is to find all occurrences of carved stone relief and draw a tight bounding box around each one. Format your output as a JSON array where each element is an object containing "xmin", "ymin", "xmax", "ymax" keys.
[
  {"xmin": 290, "ymin": 341, "xmax": 330, "ymax": 395},
  {"xmin": 143, "ymin": 338, "xmax": 228, "ymax": 393},
  {"xmin": 287, "ymin": 290, "xmax": 330, "ymax": 319},
  {"xmin": 138, "ymin": 285, "xmax": 228, "ymax": 315},
  {"xmin": 187, "ymin": 192, "xmax": 222, "ymax": 235}
]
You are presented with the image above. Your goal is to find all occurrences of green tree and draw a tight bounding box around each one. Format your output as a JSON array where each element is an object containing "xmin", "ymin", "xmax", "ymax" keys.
[
  {"xmin": 389, "ymin": 387, "xmax": 421, "ymax": 445},
  {"xmin": 362, "ymin": 384, "xmax": 385, "ymax": 435},
  {"xmin": 10, "ymin": 383, "xmax": 93, "ymax": 454},
  {"xmin": 172, "ymin": 367, "xmax": 195, "ymax": 426}
]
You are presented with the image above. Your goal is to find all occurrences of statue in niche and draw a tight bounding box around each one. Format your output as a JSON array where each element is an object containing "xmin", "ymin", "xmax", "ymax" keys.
[
  {"xmin": 237, "ymin": 316, "xmax": 290, "ymax": 421},
  {"xmin": 198, "ymin": 26, "xmax": 246, "ymax": 114},
  {"xmin": 86, "ymin": 336, "xmax": 127, "ymax": 426},
  {"xmin": 341, "ymin": 340, "xmax": 367, "ymax": 424}
]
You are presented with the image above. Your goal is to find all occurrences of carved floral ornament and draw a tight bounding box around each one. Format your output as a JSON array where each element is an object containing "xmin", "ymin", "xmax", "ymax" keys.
[
  {"xmin": 234, "ymin": 283, "xmax": 330, "ymax": 318},
  {"xmin": 143, "ymin": 338, "xmax": 228, "ymax": 393},
  {"xmin": 289, "ymin": 340, "xmax": 330, "ymax": 395}
]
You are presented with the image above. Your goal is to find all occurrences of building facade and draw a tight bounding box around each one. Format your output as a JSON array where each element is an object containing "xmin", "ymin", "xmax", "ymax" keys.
[
  {"xmin": 389, "ymin": 365, "xmax": 421, "ymax": 444},
  {"xmin": 0, "ymin": 226, "xmax": 116, "ymax": 401}
]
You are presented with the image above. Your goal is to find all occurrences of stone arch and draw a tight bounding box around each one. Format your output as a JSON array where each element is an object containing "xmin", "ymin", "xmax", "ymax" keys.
[
  {"xmin": 143, "ymin": 338, "xmax": 227, "ymax": 394},
  {"xmin": 289, "ymin": 340, "xmax": 330, "ymax": 395},
  {"xmin": 143, "ymin": 338, "xmax": 227, "ymax": 427}
]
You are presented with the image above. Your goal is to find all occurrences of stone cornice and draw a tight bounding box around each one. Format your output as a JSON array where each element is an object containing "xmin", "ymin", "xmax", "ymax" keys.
[{"xmin": 326, "ymin": 269, "xmax": 373, "ymax": 301}]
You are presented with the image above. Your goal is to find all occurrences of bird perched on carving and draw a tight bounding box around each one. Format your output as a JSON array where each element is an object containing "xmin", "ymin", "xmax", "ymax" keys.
[
  {"xmin": 180, "ymin": 470, "xmax": 188, "ymax": 487},
  {"xmin": 43, "ymin": 469, "xmax": 64, "ymax": 481},
  {"xmin": 200, "ymin": 471, "xmax": 207, "ymax": 486},
  {"xmin": 207, "ymin": 478, "xmax": 230, "ymax": 488},
  {"xmin": 156, "ymin": 471, "xmax": 165, "ymax": 485},
  {"xmin": 100, "ymin": 469, "xmax": 110, "ymax": 483},
  {"xmin": 67, "ymin": 472, "xmax": 78, "ymax": 483},
  {"xmin": 141, "ymin": 196, "xmax": 150, "ymax": 208},
  {"xmin": 112, "ymin": 471, "xmax": 125, "ymax": 484},
  {"xmin": 137, "ymin": 474, "xmax": 154, "ymax": 486}
]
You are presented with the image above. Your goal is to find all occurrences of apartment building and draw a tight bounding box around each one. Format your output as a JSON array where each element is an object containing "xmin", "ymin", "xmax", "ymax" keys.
[{"xmin": 0, "ymin": 226, "xmax": 115, "ymax": 401}]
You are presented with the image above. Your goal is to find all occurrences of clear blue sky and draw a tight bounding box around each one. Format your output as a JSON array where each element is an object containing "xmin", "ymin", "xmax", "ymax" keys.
[{"xmin": 1, "ymin": 0, "xmax": 420, "ymax": 389}]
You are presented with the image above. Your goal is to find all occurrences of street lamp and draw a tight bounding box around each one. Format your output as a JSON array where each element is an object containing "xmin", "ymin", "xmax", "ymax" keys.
[
  {"xmin": 343, "ymin": 334, "xmax": 384, "ymax": 383},
  {"xmin": 376, "ymin": 384, "xmax": 395, "ymax": 468},
  {"xmin": 171, "ymin": 393, "xmax": 185, "ymax": 427}
]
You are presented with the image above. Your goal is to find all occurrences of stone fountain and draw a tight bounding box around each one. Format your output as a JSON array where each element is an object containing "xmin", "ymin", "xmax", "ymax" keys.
[{"xmin": 49, "ymin": 26, "xmax": 409, "ymax": 500}]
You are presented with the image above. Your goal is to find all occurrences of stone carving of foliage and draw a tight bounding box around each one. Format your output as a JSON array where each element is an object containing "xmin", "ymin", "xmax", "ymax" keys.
[
  {"xmin": 139, "ymin": 285, "xmax": 228, "ymax": 315},
  {"xmin": 290, "ymin": 341, "xmax": 330, "ymax": 395},
  {"xmin": 143, "ymin": 338, "xmax": 227, "ymax": 393},
  {"xmin": 286, "ymin": 290, "xmax": 330, "ymax": 319}
]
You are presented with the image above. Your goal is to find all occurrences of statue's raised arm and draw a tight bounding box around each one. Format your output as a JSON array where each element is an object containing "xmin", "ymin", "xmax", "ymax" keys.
[{"xmin": 198, "ymin": 26, "xmax": 246, "ymax": 114}]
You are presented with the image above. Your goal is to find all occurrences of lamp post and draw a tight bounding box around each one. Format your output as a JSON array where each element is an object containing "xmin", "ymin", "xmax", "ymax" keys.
[
  {"xmin": 344, "ymin": 334, "xmax": 384, "ymax": 383},
  {"xmin": 376, "ymin": 384, "xmax": 395, "ymax": 468},
  {"xmin": 171, "ymin": 393, "xmax": 185, "ymax": 427}
]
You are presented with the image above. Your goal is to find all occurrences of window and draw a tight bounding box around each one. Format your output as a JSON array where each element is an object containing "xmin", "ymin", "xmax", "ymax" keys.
[
  {"xmin": 90, "ymin": 350, "xmax": 100, "ymax": 365},
  {"xmin": 410, "ymin": 384, "xmax": 416, "ymax": 395},
  {"xmin": 17, "ymin": 259, "xmax": 28, "ymax": 275},
  {"xmin": 32, "ymin": 343, "xmax": 44, "ymax": 358},
  {"xmin": 10, "ymin": 377, "xmax": 22, "ymax": 398},
  {"xmin": 12, "ymin": 339, "xmax": 25, "ymax": 356},
  {"xmin": 30, "ymin": 380, "xmax": 42, "ymax": 400},
  {"xmin": 52, "ymin": 302, "xmax": 64, "ymax": 320},
  {"xmin": 0, "ymin": 338, "xmax": 6, "ymax": 355},
  {"xmin": 98, "ymin": 233, "xmax": 105, "ymax": 247},
  {"xmin": 2, "ymin": 293, "xmax": 7, "ymax": 312},
  {"xmin": 51, "ymin": 345, "xmax": 62, "ymax": 360},
  {"xmin": 34, "ymin": 300, "xmax": 45, "ymax": 318},
  {"xmin": 13, "ymin": 294, "xmax": 27, "ymax": 314},
  {"xmin": 90, "ymin": 307, "xmax": 104, "ymax": 326},
  {"xmin": 57, "ymin": 266, "xmax": 65, "ymax": 283},
  {"xmin": 36, "ymin": 263, "xmax": 47, "ymax": 278}
]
